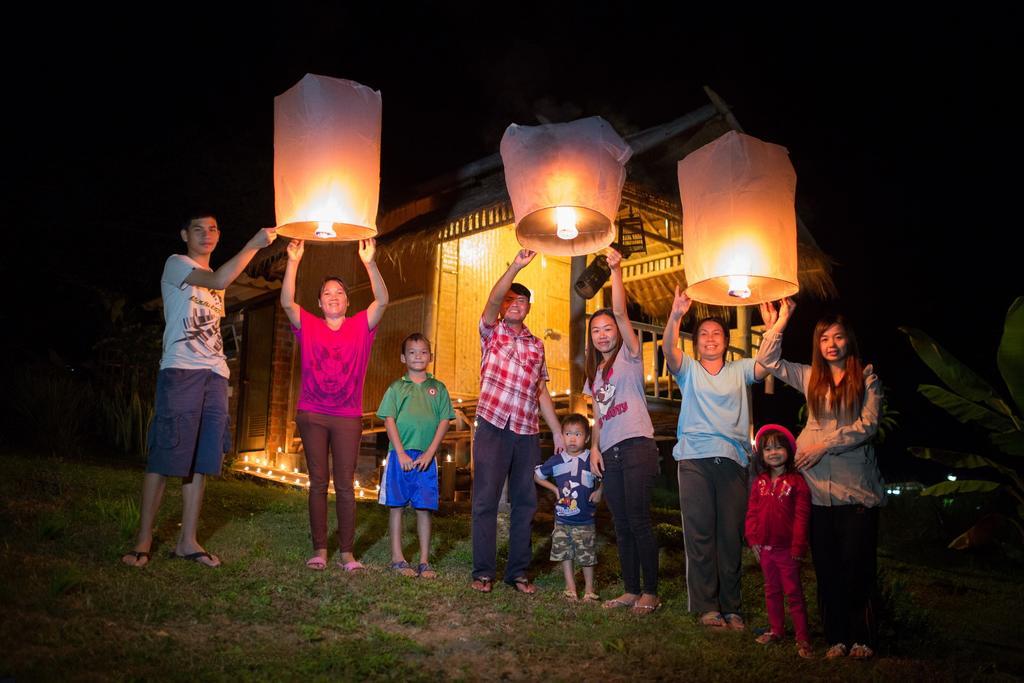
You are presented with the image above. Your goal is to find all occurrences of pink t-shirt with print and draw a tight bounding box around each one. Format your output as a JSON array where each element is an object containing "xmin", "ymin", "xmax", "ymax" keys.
[{"xmin": 293, "ymin": 307, "xmax": 377, "ymax": 417}]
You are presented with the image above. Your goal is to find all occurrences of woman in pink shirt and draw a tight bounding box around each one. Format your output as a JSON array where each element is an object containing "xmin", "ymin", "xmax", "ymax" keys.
[{"xmin": 281, "ymin": 239, "xmax": 389, "ymax": 571}]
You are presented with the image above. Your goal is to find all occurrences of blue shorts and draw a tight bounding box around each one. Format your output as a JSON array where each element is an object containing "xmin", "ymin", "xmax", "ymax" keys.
[
  {"xmin": 378, "ymin": 449, "xmax": 439, "ymax": 510},
  {"xmin": 146, "ymin": 368, "xmax": 231, "ymax": 477}
]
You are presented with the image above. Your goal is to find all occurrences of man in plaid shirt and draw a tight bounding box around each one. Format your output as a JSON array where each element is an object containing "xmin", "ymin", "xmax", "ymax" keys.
[{"xmin": 471, "ymin": 248, "xmax": 565, "ymax": 594}]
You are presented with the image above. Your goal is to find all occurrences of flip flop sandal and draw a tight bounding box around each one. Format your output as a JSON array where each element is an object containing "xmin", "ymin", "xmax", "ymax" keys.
[
  {"xmin": 122, "ymin": 550, "xmax": 151, "ymax": 567},
  {"xmin": 602, "ymin": 598, "xmax": 638, "ymax": 610},
  {"xmin": 168, "ymin": 551, "xmax": 220, "ymax": 567},
  {"xmin": 338, "ymin": 560, "xmax": 365, "ymax": 572},
  {"xmin": 389, "ymin": 561, "xmax": 416, "ymax": 577},
  {"xmin": 700, "ymin": 611, "xmax": 727, "ymax": 628},
  {"xmin": 723, "ymin": 613, "xmax": 746, "ymax": 631},
  {"xmin": 582, "ymin": 592, "xmax": 601, "ymax": 602},
  {"xmin": 631, "ymin": 600, "xmax": 662, "ymax": 615},
  {"xmin": 562, "ymin": 589, "xmax": 579, "ymax": 602},
  {"xmin": 416, "ymin": 563, "xmax": 437, "ymax": 579},
  {"xmin": 506, "ymin": 576, "xmax": 536, "ymax": 594},
  {"xmin": 471, "ymin": 577, "xmax": 493, "ymax": 593},
  {"xmin": 306, "ymin": 556, "xmax": 327, "ymax": 570}
]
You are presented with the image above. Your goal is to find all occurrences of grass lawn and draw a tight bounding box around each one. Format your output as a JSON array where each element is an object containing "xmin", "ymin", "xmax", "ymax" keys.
[{"xmin": 2, "ymin": 452, "xmax": 1021, "ymax": 681}]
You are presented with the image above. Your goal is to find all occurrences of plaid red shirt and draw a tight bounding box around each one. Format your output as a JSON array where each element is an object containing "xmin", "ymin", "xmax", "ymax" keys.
[{"xmin": 477, "ymin": 316, "xmax": 549, "ymax": 435}]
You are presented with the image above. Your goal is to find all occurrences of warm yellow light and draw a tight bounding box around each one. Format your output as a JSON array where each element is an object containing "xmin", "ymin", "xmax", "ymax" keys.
[
  {"xmin": 727, "ymin": 274, "xmax": 751, "ymax": 299},
  {"xmin": 243, "ymin": 455, "xmax": 249, "ymax": 462},
  {"xmin": 354, "ymin": 480, "xmax": 360, "ymax": 488},
  {"xmin": 274, "ymin": 74, "xmax": 381, "ymax": 242},
  {"xmin": 446, "ymin": 454, "xmax": 453, "ymax": 463},
  {"xmin": 244, "ymin": 466, "xmax": 250, "ymax": 471},
  {"xmin": 293, "ymin": 468, "xmax": 299, "ymax": 474},
  {"xmin": 502, "ymin": 117, "xmax": 631, "ymax": 256},
  {"xmin": 555, "ymin": 207, "xmax": 578, "ymax": 240},
  {"xmin": 677, "ymin": 131, "xmax": 799, "ymax": 306},
  {"xmin": 256, "ymin": 468, "xmax": 262, "ymax": 473}
]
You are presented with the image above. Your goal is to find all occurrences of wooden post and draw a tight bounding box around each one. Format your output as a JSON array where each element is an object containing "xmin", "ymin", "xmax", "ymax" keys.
[
  {"xmin": 736, "ymin": 305, "xmax": 752, "ymax": 357},
  {"xmin": 423, "ymin": 243, "xmax": 441, "ymax": 374},
  {"xmin": 569, "ymin": 255, "xmax": 588, "ymax": 416}
]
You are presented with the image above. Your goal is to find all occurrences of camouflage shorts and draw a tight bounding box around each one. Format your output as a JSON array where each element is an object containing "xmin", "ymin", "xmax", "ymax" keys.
[{"xmin": 550, "ymin": 523, "xmax": 597, "ymax": 566}]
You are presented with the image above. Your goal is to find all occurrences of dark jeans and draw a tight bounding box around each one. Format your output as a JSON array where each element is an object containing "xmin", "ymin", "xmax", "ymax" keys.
[
  {"xmin": 811, "ymin": 504, "xmax": 879, "ymax": 648},
  {"xmin": 677, "ymin": 457, "xmax": 748, "ymax": 615},
  {"xmin": 471, "ymin": 418, "xmax": 540, "ymax": 582},
  {"xmin": 602, "ymin": 437, "xmax": 660, "ymax": 595},
  {"xmin": 295, "ymin": 411, "xmax": 362, "ymax": 553}
]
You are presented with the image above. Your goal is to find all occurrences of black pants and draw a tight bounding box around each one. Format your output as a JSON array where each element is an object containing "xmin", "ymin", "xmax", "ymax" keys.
[
  {"xmin": 810, "ymin": 504, "xmax": 879, "ymax": 648},
  {"xmin": 602, "ymin": 437, "xmax": 660, "ymax": 595}
]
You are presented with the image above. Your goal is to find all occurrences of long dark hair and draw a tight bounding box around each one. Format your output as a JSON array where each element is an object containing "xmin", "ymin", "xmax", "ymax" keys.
[
  {"xmin": 584, "ymin": 308, "xmax": 622, "ymax": 388},
  {"xmin": 807, "ymin": 314, "xmax": 865, "ymax": 421}
]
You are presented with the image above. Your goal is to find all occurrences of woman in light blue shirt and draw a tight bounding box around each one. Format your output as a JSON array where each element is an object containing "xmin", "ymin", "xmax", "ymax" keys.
[{"xmin": 662, "ymin": 286, "xmax": 770, "ymax": 629}]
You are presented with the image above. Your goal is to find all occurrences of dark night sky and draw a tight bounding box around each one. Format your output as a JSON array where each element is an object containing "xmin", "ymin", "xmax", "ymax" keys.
[{"xmin": 10, "ymin": 6, "xmax": 1020, "ymax": 475}]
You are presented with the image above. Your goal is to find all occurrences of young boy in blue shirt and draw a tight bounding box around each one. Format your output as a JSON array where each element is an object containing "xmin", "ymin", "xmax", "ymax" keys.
[
  {"xmin": 377, "ymin": 333, "xmax": 454, "ymax": 578},
  {"xmin": 535, "ymin": 413, "xmax": 603, "ymax": 601}
]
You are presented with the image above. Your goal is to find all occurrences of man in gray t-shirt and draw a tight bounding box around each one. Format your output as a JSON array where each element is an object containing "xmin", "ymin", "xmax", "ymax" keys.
[{"xmin": 121, "ymin": 213, "xmax": 276, "ymax": 568}]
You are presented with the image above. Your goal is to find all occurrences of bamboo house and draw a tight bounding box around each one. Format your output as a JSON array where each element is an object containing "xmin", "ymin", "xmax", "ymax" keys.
[{"xmin": 221, "ymin": 89, "xmax": 836, "ymax": 496}]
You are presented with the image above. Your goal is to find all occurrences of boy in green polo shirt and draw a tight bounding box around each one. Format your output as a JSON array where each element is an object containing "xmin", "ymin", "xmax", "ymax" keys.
[{"xmin": 377, "ymin": 333, "xmax": 455, "ymax": 578}]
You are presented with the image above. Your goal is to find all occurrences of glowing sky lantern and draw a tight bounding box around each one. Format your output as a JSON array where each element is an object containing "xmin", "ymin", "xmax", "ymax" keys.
[
  {"xmin": 677, "ymin": 131, "xmax": 799, "ymax": 306},
  {"xmin": 274, "ymin": 74, "xmax": 381, "ymax": 242},
  {"xmin": 501, "ymin": 117, "xmax": 632, "ymax": 256}
]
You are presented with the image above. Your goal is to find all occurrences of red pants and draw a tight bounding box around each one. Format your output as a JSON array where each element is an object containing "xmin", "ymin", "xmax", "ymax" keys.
[{"xmin": 759, "ymin": 546, "xmax": 810, "ymax": 642}]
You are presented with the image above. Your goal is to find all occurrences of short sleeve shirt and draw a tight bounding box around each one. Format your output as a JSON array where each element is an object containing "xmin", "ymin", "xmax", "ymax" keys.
[
  {"xmin": 583, "ymin": 342, "xmax": 654, "ymax": 451},
  {"xmin": 535, "ymin": 452, "xmax": 599, "ymax": 525},
  {"xmin": 672, "ymin": 354, "xmax": 759, "ymax": 466},
  {"xmin": 377, "ymin": 374, "xmax": 456, "ymax": 453},
  {"xmin": 477, "ymin": 317, "xmax": 549, "ymax": 435},
  {"xmin": 159, "ymin": 254, "xmax": 229, "ymax": 378},
  {"xmin": 293, "ymin": 307, "xmax": 377, "ymax": 417}
]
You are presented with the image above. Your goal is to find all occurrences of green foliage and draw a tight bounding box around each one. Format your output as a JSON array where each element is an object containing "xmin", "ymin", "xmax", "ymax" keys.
[
  {"xmin": 901, "ymin": 297, "xmax": 1024, "ymax": 550},
  {"xmin": 93, "ymin": 496, "xmax": 141, "ymax": 539}
]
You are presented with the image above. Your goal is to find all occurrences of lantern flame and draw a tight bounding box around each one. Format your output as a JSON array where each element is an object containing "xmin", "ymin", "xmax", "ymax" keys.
[
  {"xmin": 555, "ymin": 206, "xmax": 579, "ymax": 240},
  {"xmin": 315, "ymin": 222, "xmax": 337, "ymax": 239},
  {"xmin": 727, "ymin": 275, "xmax": 752, "ymax": 299}
]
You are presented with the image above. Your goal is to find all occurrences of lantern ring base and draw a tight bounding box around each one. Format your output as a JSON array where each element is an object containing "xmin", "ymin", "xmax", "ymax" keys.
[
  {"xmin": 276, "ymin": 222, "xmax": 378, "ymax": 242},
  {"xmin": 515, "ymin": 206, "xmax": 615, "ymax": 256},
  {"xmin": 685, "ymin": 276, "xmax": 799, "ymax": 307}
]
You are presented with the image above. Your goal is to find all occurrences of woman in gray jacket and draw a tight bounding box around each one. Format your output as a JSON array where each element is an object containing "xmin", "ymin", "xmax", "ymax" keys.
[{"xmin": 757, "ymin": 299, "xmax": 883, "ymax": 660}]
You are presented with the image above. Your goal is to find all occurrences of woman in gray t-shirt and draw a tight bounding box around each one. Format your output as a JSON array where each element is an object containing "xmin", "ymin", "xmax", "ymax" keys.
[{"xmin": 585, "ymin": 248, "xmax": 660, "ymax": 614}]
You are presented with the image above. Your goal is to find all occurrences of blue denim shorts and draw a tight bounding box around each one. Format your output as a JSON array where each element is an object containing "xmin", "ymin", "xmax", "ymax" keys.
[{"xmin": 146, "ymin": 368, "xmax": 231, "ymax": 477}]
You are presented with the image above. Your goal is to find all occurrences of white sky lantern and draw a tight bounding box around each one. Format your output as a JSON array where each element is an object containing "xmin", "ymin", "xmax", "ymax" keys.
[
  {"xmin": 678, "ymin": 131, "xmax": 799, "ymax": 306},
  {"xmin": 274, "ymin": 74, "xmax": 381, "ymax": 242},
  {"xmin": 501, "ymin": 117, "xmax": 632, "ymax": 256}
]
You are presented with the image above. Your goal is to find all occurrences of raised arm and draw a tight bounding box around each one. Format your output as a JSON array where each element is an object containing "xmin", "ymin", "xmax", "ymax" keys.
[
  {"xmin": 754, "ymin": 298, "xmax": 808, "ymax": 391},
  {"xmin": 606, "ymin": 248, "xmax": 639, "ymax": 356},
  {"xmin": 359, "ymin": 239, "xmax": 389, "ymax": 330},
  {"xmin": 280, "ymin": 240, "xmax": 303, "ymax": 329},
  {"xmin": 662, "ymin": 285, "xmax": 692, "ymax": 375},
  {"xmin": 186, "ymin": 227, "xmax": 277, "ymax": 290},
  {"xmin": 482, "ymin": 249, "xmax": 536, "ymax": 325}
]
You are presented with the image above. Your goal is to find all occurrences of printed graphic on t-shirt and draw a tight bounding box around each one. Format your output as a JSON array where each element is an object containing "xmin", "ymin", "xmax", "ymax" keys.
[
  {"xmin": 557, "ymin": 479, "xmax": 582, "ymax": 517},
  {"xmin": 310, "ymin": 343, "xmax": 349, "ymax": 398},
  {"xmin": 174, "ymin": 290, "xmax": 224, "ymax": 356},
  {"xmin": 594, "ymin": 366, "xmax": 629, "ymax": 427}
]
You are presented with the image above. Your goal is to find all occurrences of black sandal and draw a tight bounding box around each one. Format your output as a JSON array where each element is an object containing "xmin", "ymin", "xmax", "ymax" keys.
[
  {"xmin": 506, "ymin": 576, "xmax": 537, "ymax": 594},
  {"xmin": 121, "ymin": 550, "xmax": 151, "ymax": 567}
]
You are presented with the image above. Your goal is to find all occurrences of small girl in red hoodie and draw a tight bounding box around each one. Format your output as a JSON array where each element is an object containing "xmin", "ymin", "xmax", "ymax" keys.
[{"xmin": 745, "ymin": 424, "xmax": 813, "ymax": 658}]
